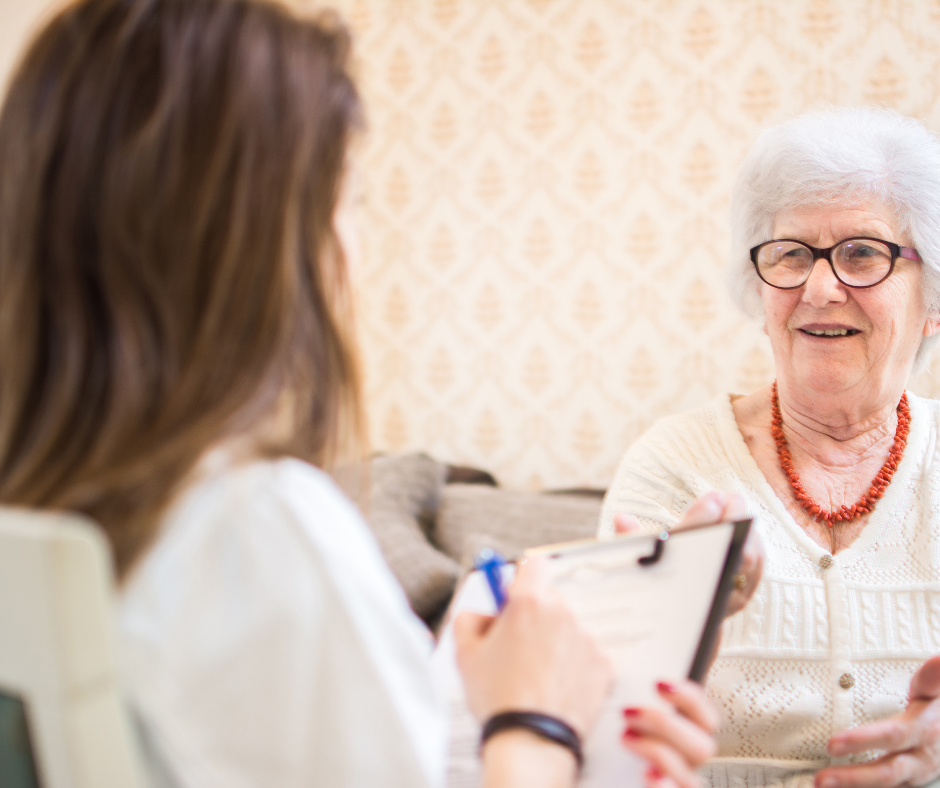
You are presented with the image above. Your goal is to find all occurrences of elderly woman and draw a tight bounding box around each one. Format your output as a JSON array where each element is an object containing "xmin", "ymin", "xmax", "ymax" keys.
[
  {"xmin": 0, "ymin": 0, "xmax": 721, "ymax": 786},
  {"xmin": 600, "ymin": 107, "xmax": 940, "ymax": 788}
]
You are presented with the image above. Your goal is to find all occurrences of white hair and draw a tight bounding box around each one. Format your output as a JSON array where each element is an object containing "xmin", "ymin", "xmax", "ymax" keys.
[{"xmin": 727, "ymin": 107, "xmax": 940, "ymax": 368}]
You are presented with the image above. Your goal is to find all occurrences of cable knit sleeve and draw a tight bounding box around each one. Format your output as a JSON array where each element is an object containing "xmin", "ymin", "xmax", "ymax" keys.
[{"xmin": 598, "ymin": 399, "xmax": 731, "ymax": 539}]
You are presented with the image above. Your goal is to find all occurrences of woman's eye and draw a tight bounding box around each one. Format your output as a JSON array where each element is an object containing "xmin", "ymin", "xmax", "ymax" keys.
[
  {"xmin": 778, "ymin": 248, "xmax": 811, "ymax": 265},
  {"xmin": 842, "ymin": 242, "xmax": 890, "ymax": 262}
]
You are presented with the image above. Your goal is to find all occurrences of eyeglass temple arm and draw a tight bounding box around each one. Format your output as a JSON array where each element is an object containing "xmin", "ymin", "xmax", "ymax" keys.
[{"xmin": 900, "ymin": 246, "xmax": 922, "ymax": 262}]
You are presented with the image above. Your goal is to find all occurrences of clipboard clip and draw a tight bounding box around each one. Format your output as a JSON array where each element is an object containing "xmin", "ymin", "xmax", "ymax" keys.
[{"xmin": 638, "ymin": 530, "xmax": 670, "ymax": 566}]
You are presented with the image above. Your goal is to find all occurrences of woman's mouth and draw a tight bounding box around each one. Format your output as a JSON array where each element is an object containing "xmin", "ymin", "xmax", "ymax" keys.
[{"xmin": 798, "ymin": 328, "xmax": 861, "ymax": 337}]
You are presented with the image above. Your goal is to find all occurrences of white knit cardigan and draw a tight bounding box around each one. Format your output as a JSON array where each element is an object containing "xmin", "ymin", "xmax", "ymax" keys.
[{"xmin": 599, "ymin": 392, "xmax": 940, "ymax": 788}]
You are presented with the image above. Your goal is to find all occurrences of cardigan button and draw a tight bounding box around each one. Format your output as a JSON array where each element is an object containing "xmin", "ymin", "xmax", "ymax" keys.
[
  {"xmin": 819, "ymin": 555, "xmax": 833, "ymax": 569},
  {"xmin": 839, "ymin": 673, "xmax": 855, "ymax": 690}
]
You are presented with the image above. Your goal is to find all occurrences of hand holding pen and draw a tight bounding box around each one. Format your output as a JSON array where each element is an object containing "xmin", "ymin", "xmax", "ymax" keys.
[
  {"xmin": 457, "ymin": 548, "xmax": 719, "ymax": 788},
  {"xmin": 474, "ymin": 547, "xmax": 509, "ymax": 612},
  {"xmin": 454, "ymin": 555, "xmax": 613, "ymax": 779}
]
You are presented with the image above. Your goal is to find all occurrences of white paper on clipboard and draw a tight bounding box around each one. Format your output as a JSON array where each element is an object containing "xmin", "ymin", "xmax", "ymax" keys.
[{"xmin": 430, "ymin": 519, "xmax": 751, "ymax": 788}]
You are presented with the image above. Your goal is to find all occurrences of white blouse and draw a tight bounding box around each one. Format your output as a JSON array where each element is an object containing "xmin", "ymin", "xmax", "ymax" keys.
[
  {"xmin": 600, "ymin": 392, "xmax": 940, "ymax": 788},
  {"xmin": 118, "ymin": 455, "xmax": 446, "ymax": 788}
]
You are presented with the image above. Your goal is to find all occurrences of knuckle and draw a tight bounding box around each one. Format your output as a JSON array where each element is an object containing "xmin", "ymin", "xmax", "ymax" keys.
[
  {"xmin": 629, "ymin": 709, "xmax": 655, "ymax": 735},
  {"xmin": 688, "ymin": 746, "xmax": 711, "ymax": 767},
  {"xmin": 642, "ymin": 707, "xmax": 668, "ymax": 728},
  {"xmin": 923, "ymin": 718, "xmax": 940, "ymax": 744},
  {"xmin": 884, "ymin": 759, "xmax": 907, "ymax": 786},
  {"xmin": 688, "ymin": 734, "xmax": 717, "ymax": 765},
  {"xmin": 700, "ymin": 737, "xmax": 719, "ymax": 762},
  {"xmin": 511, "ymin": 592, "xmax": 542, "ymax": 616},
  {"xmin": 885, "ymin": 721, "xmax": 908, "ymax": 750},
  {"xmin": 678, "ymin": 768, "xmax": 702, "ymax": 788},
  {"xmin": 705, "ymin": 706, "xmax": 721, "ymax": 734}
]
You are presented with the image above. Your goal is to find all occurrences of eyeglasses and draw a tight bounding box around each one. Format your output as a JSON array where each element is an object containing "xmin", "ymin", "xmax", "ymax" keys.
[{"xmin": 750, "ymin": 237, "xmax": 922, "ymax": 290}]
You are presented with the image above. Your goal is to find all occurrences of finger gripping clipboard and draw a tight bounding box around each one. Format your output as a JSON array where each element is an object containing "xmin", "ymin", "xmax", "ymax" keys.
[
  {"xmin": 526, "ymin": 518, "xmax": 753, "ymax": 786},
  {"xmin": 435, "ymin": 518, "xmax": 753, "ymax": 787}
]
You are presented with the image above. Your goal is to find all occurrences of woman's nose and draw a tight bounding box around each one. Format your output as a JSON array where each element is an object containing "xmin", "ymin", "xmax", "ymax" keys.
[{"xmin": 801, "ymin": 257, "xmax": 847, "ymax": 307}]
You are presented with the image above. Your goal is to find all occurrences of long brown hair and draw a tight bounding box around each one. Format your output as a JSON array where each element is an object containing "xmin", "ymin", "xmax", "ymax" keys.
[{"xmin": 0, "ymin": 0, "xmax": 364, "ymax": 577}]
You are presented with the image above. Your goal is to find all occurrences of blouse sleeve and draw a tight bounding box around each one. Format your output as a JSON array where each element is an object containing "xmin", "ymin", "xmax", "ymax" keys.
[{"xmin": 119, "ymin": 460, "xmax": 444, "ymax": 788}]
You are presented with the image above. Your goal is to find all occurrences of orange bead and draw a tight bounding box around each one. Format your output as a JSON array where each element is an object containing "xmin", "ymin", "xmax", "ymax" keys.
[{"xmin": 771, "ymin": 381, "xmax": 907, "ymax": 526}]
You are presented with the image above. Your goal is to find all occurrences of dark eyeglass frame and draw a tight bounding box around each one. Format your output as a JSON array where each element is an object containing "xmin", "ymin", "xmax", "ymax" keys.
[{"xmin": 749, "ymin": 236, "xmax": 922, "ymax": 290}]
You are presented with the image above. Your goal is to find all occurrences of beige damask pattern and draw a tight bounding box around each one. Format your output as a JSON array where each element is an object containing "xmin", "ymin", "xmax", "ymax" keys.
[
  {"xmin": 301, "ymin": 0, "xmax": 940, "ymax": 491},
  {"xmin": 7, "ymin": 0, "xmax": 940, "ymax": 492}
]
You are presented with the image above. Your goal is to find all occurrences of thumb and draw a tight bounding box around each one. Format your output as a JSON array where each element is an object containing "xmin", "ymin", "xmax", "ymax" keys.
[
  {"xmin": 721, "ymin": 492, "xmax": 750, "ymax": 522},
  {"xmin": 911, "ymin": 656, "xmax": 940, "ymax": 701},
  {"xmin": 453, "ymin": 611, "xmax": 494, "ymax": 654},
  {"xmin": 678, "ymin": 491, "xmax": 728, "ymax": 529},
  {"xmin": 507, "ymin": 555, "xmax": 550, "ymax": 599},
  {"xmin": 614, "ymin": 513, "xmax": 642, "ymax": 534}
]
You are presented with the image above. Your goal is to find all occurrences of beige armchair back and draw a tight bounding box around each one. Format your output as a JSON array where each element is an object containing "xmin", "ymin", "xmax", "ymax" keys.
[{"xmin": 0, "ymin": 509, "xmax": 143, "ymax": 788}]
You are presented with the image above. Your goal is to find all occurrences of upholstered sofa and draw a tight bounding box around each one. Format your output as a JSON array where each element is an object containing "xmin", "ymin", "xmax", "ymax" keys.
[{"xmin": 335, "ymin": 453, "xmax": 604, "ymax": 626}]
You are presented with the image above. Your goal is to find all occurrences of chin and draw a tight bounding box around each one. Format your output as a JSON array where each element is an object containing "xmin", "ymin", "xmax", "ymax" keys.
[{"xmin": 788, "ymin": 363, "xmax": 864, "ymax": 395}]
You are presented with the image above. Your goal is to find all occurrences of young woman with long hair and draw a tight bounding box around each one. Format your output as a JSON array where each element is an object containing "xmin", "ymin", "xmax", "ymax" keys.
[{"xmin": 0, "ymin": 1, "xmax": 718, "ymax": 785}]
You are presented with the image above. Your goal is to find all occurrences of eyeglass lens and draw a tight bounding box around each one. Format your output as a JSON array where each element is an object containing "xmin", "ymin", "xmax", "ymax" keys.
[{"xmin": 755, "ymin": 239, "xmax": 893, "ymax": 288}]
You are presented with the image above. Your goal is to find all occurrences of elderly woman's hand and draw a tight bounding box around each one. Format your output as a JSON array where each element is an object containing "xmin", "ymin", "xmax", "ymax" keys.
[
  {"xmin": 614, "ymin": 490, "xmax": 764, "ymax": 617},
  {"xmin": 816, "ymin": 657, "xmax": 940, "ymax": 788}
]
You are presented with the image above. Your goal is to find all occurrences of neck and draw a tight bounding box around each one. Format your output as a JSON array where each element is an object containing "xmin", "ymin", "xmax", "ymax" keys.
[{"xmin": 775, "ymin": 381, "xmax": 903, "ymax": 465}]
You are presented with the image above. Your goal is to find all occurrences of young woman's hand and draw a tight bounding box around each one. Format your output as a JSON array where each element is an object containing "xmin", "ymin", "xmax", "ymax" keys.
[
  {"xmin": 622, "ymin": 680, "xmax": 720, "ymax": 788},
  {"xmin": 453, "ymin": 556, "xmax": 613, "ymax": 739}
]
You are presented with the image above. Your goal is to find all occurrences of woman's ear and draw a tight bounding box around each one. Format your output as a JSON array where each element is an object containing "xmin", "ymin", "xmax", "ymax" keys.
[{"xmin": 923, "ymin": 310, "xmax": 940, "ymax": 338}]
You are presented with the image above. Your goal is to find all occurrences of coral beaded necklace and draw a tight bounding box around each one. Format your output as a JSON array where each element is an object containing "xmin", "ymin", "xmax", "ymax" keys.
[{"xmin": 771, "ymin": 381, "xmax": 910, "ymax": 527}]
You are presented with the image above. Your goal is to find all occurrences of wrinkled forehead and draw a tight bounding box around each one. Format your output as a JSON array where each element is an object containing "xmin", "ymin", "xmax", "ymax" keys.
[{"xmin": 771, "ymin": 200, "xmax": 906, "ymax": 246}]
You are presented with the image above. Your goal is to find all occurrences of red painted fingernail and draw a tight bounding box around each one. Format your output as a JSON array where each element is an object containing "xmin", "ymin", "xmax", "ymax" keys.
[
  {"xmin": 623, "ymin": 707, "xmax": 641, "ymax": 717},
  {"xmin": 657, "ymin": 681, "xmax": 677, "ymax": 693},
  {"xmin": 646, "ymin": 765, "xmax": 663, "ymax": 781},
  {"xmin": 624, "ymin": 727, "xmax": 641, "ymax": 739}
]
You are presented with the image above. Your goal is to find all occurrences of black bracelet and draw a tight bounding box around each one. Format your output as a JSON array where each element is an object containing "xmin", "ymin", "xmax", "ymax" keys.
[{"xmin": 480, "ymin": 711, "xmax": 583, "ymax": 770}]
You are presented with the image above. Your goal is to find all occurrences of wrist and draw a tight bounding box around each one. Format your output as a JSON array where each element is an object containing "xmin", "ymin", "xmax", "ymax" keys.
[
  {"xmin": 482, "ymin": 710, "xmax": 583, "ymax": 769},
  {"xmin": 481, "ymin": 729, "xmax": 578, "ymax": 788}
]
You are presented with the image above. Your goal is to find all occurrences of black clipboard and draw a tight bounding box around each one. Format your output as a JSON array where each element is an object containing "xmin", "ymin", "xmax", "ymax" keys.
[{"xmin": 683, "ymin": 519, "xmax": 751, "ymax": 681}]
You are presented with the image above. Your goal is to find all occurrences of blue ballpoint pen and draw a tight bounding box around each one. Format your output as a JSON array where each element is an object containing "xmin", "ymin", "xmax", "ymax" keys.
[{"xmin": 474, "ymin": 547, "xmax": 507, "ymax": 612}]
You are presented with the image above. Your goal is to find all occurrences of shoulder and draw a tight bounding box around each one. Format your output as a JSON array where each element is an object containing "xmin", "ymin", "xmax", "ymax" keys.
[
  {"xmin": 906, "ymin": 392, "xmax": 940, "ymax": 469},
  {"xmin": 908, "ymin": 391, "xmax": 940, "ymax": 428},
  {"xmin": 131, "ymin": 458, "xmax": 367, "ymax": 581},
  {"xmin": 118, "ymin": 457, "xmax": 402, "ymax": 659},
  {"xmin": 600, "ymin": 395, "xmax": 741, "ymax": 537},
  {"xmin": 119, "ymin": 457, "xmax": 441, "ymax": 786},
  {"xmin": 625, "ymin": 393, "xmax": 736, "ymax": 465},
  {"xmin": 187, "ymin": 454, "xmax": 363, "ymax": 531}
]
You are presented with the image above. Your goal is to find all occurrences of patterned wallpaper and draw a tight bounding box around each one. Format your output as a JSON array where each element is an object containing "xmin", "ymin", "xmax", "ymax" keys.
[
  {"xmin": 6, "ymin": 0, "xmax": 940, "ymax": 491},
  {"xmin": 309, "ymin": 0, "xmax": 940, "ymax": 491}
]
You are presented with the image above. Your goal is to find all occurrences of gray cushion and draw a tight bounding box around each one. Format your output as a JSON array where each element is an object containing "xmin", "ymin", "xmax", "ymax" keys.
[
  {"xmin": 335, "ymin": 453, "xmax": 460, "ymax": 621},
  {"xmin": 432, "ymin": 484, "xmax": 602, "ymax": 568}
]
